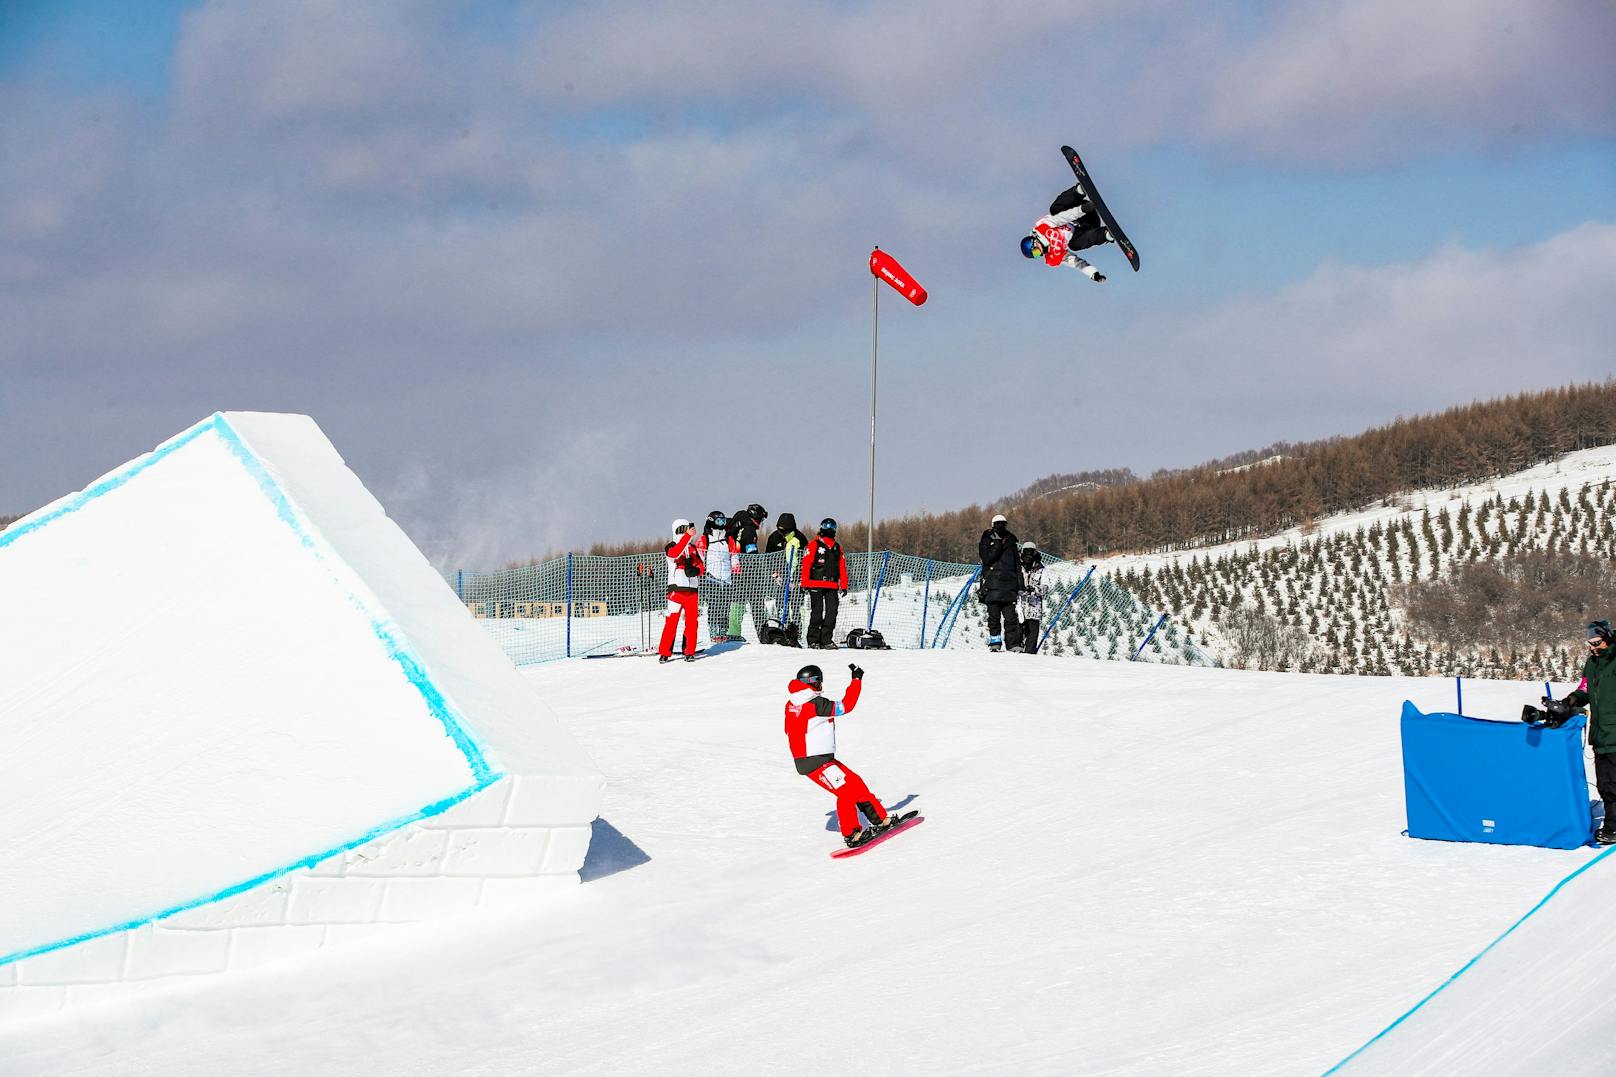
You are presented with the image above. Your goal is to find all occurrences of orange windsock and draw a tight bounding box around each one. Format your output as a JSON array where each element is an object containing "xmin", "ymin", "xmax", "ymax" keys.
[{"xmin": 869, "ymin": 248, "xmax": 927, "ymax": 306}]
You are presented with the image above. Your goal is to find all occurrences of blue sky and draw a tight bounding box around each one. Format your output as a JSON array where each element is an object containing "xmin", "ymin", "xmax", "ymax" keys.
[{"xmin": 2, "ymin": 0, "xmax": 1613, "ymax": 565}]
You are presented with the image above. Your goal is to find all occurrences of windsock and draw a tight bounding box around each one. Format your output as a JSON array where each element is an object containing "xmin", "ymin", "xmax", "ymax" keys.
[{"xmin": 869, "ymin": 247, "xmax": 927, "ymax": 306}]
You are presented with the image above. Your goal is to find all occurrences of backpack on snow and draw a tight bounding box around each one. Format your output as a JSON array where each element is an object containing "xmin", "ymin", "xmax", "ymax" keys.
[{"xmin": 844, "ymin": 628, "xmax": 891, "ymax": 650}]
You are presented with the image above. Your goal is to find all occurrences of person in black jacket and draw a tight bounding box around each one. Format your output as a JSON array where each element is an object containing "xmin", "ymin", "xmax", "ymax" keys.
[
  {"xmin": 764, "ymin": 512, "xmax": 811, "ymax": 644},
  {"xmin": 978, "ymin": 513, "xmax": 1022, "ymax": 652},
  {"xmin": 728, "ymin": 504, "xmax": 767, "ymax": 553},
  {"xmin": 726, "ymin": 503, "xmax": 767, "ymax": 638},
  {"xmin": 764, "ymin": 512, "xmax": 809, "ymax": 555}
]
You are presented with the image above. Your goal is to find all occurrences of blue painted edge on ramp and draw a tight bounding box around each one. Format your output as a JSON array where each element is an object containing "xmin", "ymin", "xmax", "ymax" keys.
[
  {"xmin": 0, "ymin": 412, "xmax": 503, "ymax": 969},
  {"xmin": 1323, "ymin": 842, "xmax": 1616, "ymax": 1074}
]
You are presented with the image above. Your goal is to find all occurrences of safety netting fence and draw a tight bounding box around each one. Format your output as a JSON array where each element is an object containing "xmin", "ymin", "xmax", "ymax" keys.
[{"xmin": 448, "ymin": 550, "xmax": 1220, "ymax": 669}]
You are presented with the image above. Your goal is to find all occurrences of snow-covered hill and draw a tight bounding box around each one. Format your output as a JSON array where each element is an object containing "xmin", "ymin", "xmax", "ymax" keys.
[
  {"xmin": 1109, "ymin": 445, "xmax": 1616, "ymax": 680},
  {"xmin": 2, "ymin": 648, "xmax": 1608, "ymax": 1075}
]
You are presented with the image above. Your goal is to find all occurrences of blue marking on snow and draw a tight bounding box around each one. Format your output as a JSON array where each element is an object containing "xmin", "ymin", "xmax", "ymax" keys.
[
  {"xmin": 211, "ymin": 414, "xmax": 496, "ymax": 784},
  {"xmin": 1323, "ymin": 842, "xmax": 1616, "ymax": 1074},
  {"xmin": 0, "ymin": 777, "xmax": 500, "ymax": 968},
  {"xmin": 0, "ymin": 412, "xmax": 504, "ymax": 970},
  {"xmin": 0, "ymin": 414, "xmax": 217, "ymax": 550}
]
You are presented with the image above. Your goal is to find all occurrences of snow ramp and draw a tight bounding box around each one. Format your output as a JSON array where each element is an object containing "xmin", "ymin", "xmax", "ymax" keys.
[{"xmin": 0, "ymin": 413, "xmax": 602, "ymax": 1025}]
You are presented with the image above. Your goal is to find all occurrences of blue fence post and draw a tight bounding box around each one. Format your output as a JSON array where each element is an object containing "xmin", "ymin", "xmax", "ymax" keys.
[
  {"xmin": 1132, "ymin": 613, "xmax": 1168, "ymax": 662},
  {"xmin": 1456, "ymin": 676, "xmax": 1463, "ymax": 716},
  {"xmin": 937, "ymin": 565, "xmax": 984, "ymax": 649},
  {"xmin": 1039, "ymin": 565, "xmax": 1096, "ymax": 652},
  {"xmin": 780, "ymin": 548, "xmax": 795, "ymax": 633},
  {"xmin": 456, "ymin": 569, "xmax": 463, "ymax": 601},
  {"xmin": 867, "ymin": 550, "xmax": 891, "ymax": 630},
  {"xmin": 918, "ymin": 559, "xmax": 934, "ymax": 647},
  {"xmin": 566, "ymin": 553, "xmax": 574, "ymax": 659}
]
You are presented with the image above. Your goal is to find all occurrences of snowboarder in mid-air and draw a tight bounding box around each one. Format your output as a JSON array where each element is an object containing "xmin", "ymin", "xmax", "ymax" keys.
[
  {"xmin": 1020, "ymin": 183, "xmax": 1111, "ymax": 282},
  {"xmin": 784, "ymin": 662, "xmax": 914, "ymax": 848},
  {"xmin": 1021, "ymin": 145, "xmax": 1141, "ymax": 281}
]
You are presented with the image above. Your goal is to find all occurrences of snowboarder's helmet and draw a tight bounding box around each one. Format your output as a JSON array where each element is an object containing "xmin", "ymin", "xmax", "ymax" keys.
[
  {"xmin": 818, "ymin": 517, "xmax": 838, "ymax": 536},
  {"xmin": 795, "ymin": 664, "xmax": 824, "ymax": 688},
  {"xmin": 671, "ymin": 518, "xmax": 692, "ymax": 536},
  {"xmin": 748, "ymin": 503, "xmax": 766, "ymax": 521},
  {"xmin": 1020, "ymin": 541, "xmax": 1037, "ymax": 550},
  {"xmin": 992, "ymin": 514, "xmax": 1007, "ymax": 525},
  {"xmin": 707, "ymin": 510, "xmax": 727, "ymax": 529},
  {"xmin": 1020, "ymin": 234, "xmax": 1044, "ymax": 259}
]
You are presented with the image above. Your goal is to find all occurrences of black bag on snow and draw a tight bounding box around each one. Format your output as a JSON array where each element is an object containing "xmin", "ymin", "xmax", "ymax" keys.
[{"xmin": 844, "ymin": 628, "xmax": 891, "ymax": 650}]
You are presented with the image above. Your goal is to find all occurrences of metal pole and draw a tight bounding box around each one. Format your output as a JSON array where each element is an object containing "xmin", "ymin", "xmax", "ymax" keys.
[
  {"xmin": 869, "ymin": 266, "xmax": 879, "ymax": 598},
  {"xmin": 565, "ymin": 553, "xmax": 573, "ymax": 659},
  {"xmin": 1039, "ymin": 565, "xmax": 1096, "ymax": 652},
  {"xmin": 1132, "ymin": 613, "xmax": 1168, "ymax": 662},
  {"xmin": 918, "ymin": 559, "xmax": 934, "ymax": 648}
]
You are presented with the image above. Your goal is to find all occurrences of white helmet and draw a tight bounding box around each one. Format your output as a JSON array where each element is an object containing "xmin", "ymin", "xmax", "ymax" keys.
[{"xmin": 671, "ymin": 518, "xmax": 692, "ymax": 536}]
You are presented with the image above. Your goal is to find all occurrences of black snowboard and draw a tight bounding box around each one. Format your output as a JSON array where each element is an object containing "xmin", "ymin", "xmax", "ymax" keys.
[{"xmin": 1060, "ymin": 145, "xmax": 1140, "ymax": 272}]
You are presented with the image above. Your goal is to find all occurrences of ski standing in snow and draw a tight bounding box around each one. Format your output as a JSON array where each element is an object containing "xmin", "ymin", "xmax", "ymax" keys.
[{"xmin": 784, "ymin": 662, "xmax": 913, "ymax": 848}]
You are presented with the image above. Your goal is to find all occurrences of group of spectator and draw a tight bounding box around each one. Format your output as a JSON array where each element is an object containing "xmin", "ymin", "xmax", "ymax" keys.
[
  {"xmin": 978, "ymin": 513, "xmax": 1049, "ymax": 654},
  {"xmin": 658, "ymin": 504, "xmax": 1052, "ymax": 661},
  {"xmin": 658, "ymin": 505, "xmax": 850, "ymax": 661}
]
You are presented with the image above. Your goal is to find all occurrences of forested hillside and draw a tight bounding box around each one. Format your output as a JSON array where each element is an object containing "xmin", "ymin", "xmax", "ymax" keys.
[
  {"xmin": 862, "ymin": 380, "xmax": 1616, "ymax": 563},
  {"xmin": 1113, "ymin": 448, "xmax": 1616, "ymax": 682}
]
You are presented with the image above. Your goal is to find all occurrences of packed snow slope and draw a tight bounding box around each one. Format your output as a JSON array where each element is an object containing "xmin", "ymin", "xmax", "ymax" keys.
[{"xmin": 2, "ymin": 648, "xmax": 1610, "ymax": 1075}]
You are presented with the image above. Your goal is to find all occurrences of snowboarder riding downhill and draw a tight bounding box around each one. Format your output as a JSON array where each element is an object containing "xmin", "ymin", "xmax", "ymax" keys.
[
  {"xmin": 1021, "ymin": 184, "xmax": 1110, "ymax": 282},
  {"xmin": 785, "ymin": 663, "xmax": 911, "ymax": 848}
]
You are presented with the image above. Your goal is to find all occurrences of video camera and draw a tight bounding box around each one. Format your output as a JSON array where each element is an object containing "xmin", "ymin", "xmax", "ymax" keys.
[{"xmin": 1520, "ymin": 697, "xmax": 1582, "ymax": 729}]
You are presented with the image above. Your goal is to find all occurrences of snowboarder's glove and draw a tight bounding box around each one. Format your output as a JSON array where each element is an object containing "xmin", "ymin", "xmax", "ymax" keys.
[
  {"xmin": 848, "ymin": 663, "xmax": 864, "ymax": 680},
  {"xmin": 1091, "ymin": 271, "xmax": 1106, "ymax": 282}
]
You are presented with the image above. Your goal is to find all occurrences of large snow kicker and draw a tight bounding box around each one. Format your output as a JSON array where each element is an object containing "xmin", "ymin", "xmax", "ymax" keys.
[{"xmin": 0, "ymin": 413, "xmax": 602, "ymax": 1024}]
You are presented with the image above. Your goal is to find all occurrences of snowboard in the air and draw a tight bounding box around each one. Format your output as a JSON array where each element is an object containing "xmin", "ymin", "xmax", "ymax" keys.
[
  {"xmin": 830, "ymin": 813, "xmax": 924, "ymax": 859},
  {"xmin": 1060, "ymin": 145, "xmax": 1139, "ymax": 272}
]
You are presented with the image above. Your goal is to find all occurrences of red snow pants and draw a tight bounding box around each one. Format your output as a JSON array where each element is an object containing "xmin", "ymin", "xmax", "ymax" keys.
[
  {"xmin": 659, "ymin": 590, "xmax": 699, "ymax": 657},
  {"xmin": 807, "ymin": 759, "xmax": 888, "ymax": 836}
]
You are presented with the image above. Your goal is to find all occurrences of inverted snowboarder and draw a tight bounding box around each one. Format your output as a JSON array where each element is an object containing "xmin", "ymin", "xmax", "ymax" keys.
[
  {"xmin": 1019, "ymin": 145, "xmax": 1140, "ymax": 281},
  {"xmin": 784, "ymin": 662, "xmax": 916, "ymax": 850}
]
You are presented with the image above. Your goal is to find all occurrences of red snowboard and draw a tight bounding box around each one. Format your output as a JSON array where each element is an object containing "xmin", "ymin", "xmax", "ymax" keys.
[{"xmin": 830, "ymin": 815, "xmax": 924, "ymax": 859}]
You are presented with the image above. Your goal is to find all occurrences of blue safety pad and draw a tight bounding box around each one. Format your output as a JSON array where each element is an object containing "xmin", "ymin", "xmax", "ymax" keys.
[{"xmin": 1401, "ymin": 701, "xmax": 1593, "ymax": 849}]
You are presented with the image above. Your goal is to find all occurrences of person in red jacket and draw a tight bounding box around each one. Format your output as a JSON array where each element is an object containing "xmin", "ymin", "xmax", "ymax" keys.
[
  {"xmin": 800, "ymin": 517, "xmax": 848, "ymax": 649},
  {"xmin": 659, "ymin": 518, "xmax": 704, "ymax": 663},
  {"xmin": 785, "ymin": 662, "xmax": 906, "ymax": 848}
]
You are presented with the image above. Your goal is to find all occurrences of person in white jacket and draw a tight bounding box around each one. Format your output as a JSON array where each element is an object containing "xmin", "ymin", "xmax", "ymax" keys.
[
  {"xmin": 1020, "ymin": 184, "xmax": 1109, "ymax": 282},
  {"xmin": 695, "ymin": 509, "xmax": 742, "ymax": 641},
  {"xmin": 1015, "ymin": 542, "xmax": 1050, "ymax": 654},
  {"xmin": 658, "ymin": 519, "xmax": 704, "ymax": 663}
]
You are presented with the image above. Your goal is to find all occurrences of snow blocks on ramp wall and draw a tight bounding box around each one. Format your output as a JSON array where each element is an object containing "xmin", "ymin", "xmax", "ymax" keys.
[
  {"xmin": 0, "ymin": 412, "xmax": 603, "ymax": 1025},
  {"xmin": 1400, "ymin": 701, "xmax": 1591, "ymax": 849}
]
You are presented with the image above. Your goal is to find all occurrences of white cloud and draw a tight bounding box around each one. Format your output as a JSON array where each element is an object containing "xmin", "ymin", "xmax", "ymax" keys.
[{"xmin": 1198, "ymin": 0, "xmax": 1616, "ymax": 161}]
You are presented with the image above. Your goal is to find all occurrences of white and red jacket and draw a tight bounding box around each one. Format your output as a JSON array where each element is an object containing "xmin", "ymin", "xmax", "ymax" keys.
[
  {"xmin": 695, "ymin": 529, "xmax": 741, "ymax": 583},
  {"xmin": 785, "ymin": 676, "xmax": 862, "ymax": 769},
  {"xmin": 1031, "ymin": 204, "xmax": 1095, "ymax": 274},
  {"xmin": 665, "ymin": 531, "xmax": 705, "ymax": 594}
]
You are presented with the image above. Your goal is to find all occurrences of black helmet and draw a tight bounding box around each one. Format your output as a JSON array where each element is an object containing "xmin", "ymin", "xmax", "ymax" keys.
[
  {"xmin": 748, "ymin": 503, "xmax": 766, "ymax": 521},
  {"xmin": 795, "ymin": 664, "xmax": 824, "ymax": 688},
  {"xmin": 818, "ymin": 517, "xmax": 838, "ymax": 536},
  {"xmin": 706, "ymin": 510, "xmax": 728, "ymax": 529}
]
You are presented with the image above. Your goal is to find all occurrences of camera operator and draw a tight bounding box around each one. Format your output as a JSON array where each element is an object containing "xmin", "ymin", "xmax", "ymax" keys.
[{"xmin": 1546, "ymin": 620, "xmax": 1616, "ymax": 845}]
